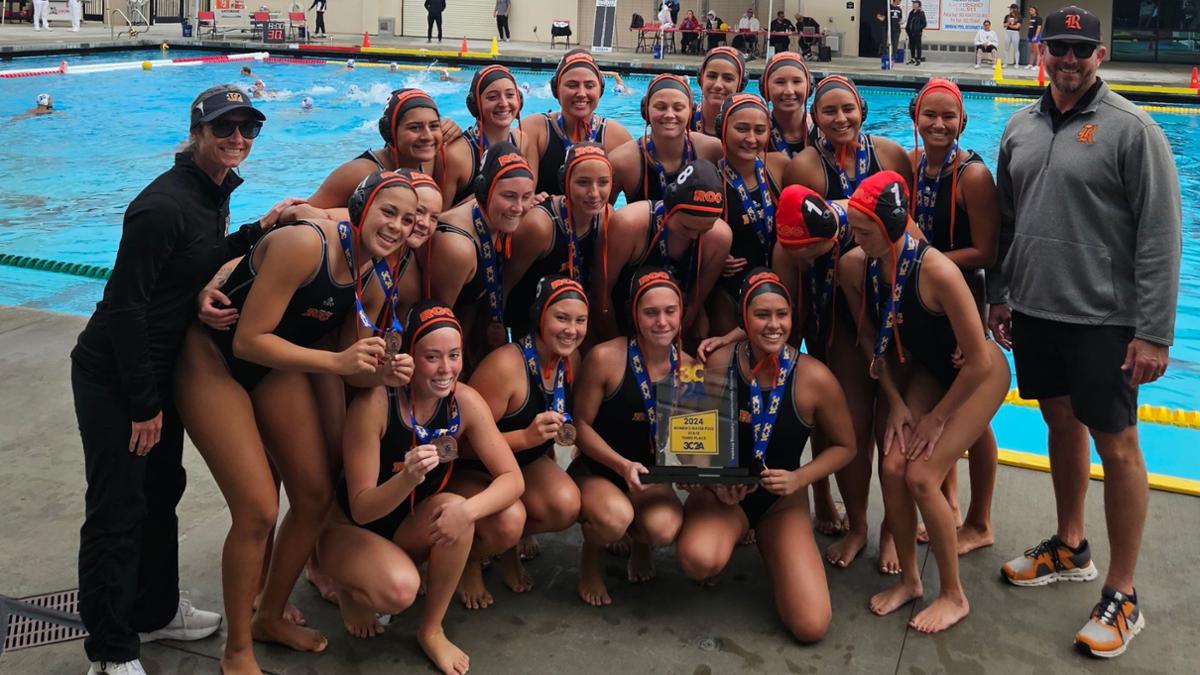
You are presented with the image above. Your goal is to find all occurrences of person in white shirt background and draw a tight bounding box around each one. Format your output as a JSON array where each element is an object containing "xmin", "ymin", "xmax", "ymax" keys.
[
  {"xmin": 658, "ymin": 1, "xmax": 674, "ymax": 28},
  {"xmin": 69, "ymin": 0, "xmax": 82, "ymax": 31},
  {"xmin": 735, "ymin": 7, "xmax": 760, "ymax": 55},
  {"xmin": 33, "ymin": 0, "xmax": 50, "ymax": 31},
  {"xmin": 974, "ymin": 19, "xmax": 1000, "ymax": 68}
]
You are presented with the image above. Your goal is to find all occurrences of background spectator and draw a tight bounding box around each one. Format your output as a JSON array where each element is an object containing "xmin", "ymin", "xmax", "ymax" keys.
[
  {"xmin": 680, "ymin": 10, "xmax": 702, "ymax": 55},
  {"xmin": 1004, "ymin": 4, "xmax": 1023, "ymax": 66},
  {"xmin": 425, "ymin": 0, "xmax": 445, "ymax": 43},
  {"xmin": 734, "ymin": 7, "xmax": 760, "ymax": 56},
  {"xmin": 906, "ymin": 1, "xmax": 927, "ymax": 65},
  {"xmin": 769, "ymin": 11, "xmax": 794, "ymax": 56},
  {"xmin": 974, "ymin": 19, "xmax": 999, "ymax": 68},
  {"xmin": 667, "ymin": 0, "xmax": 680, "ymax": 25},
  {"xmin": 888, "ymin": 0, "xmax": 903, "ymax": 59},
  {"xmin": 795, "ymin": 12, "xmax": 821, "ymax": 58},
  {"xmin": 309, "ymin": 0, "xmax": 326, "ymax": 38},
  {"xmin": 705, "ymin": 10, "xmax": 725, "ymax": 50},
  {"xmin": 495, "ymin": 0, "xmax": 511, "ymax": 42}
]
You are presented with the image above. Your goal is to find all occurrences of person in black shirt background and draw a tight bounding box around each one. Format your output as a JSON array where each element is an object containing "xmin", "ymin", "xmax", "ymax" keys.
[
  {"xmin": 70, "ymin": 84, "xmax": 299, "ymax": 675},
  {"xmin": 769, "ymin": 11, "xmax": 794, "ymax": 56},
  {"xmin": 906, "ymin": 1, "xmax": 928, "ymax": 65},
  {"xmin": 888, "ymin": 0, "xmax": 903, "ymax": 60},
  {"xmin": 426, "ymin": 0, "xmax": 446, "ymax": 43}
]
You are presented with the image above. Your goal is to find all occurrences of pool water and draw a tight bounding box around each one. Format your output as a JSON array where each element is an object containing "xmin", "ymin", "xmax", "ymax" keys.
[{"xmin": 0, "ymin": 50, "xmax": 1197, "ymax": 479}]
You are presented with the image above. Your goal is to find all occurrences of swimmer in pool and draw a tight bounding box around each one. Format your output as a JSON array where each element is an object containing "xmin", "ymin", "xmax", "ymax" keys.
[
  {"xmin": 24, "ymin": 93, "xmax": 56, "ymax": 116},
  {"xmin": 301, "ymin": 96, "xmax": 314, "ymax": 111}
]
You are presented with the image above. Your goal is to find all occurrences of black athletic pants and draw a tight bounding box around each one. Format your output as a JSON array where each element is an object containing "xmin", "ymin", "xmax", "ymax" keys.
[
  {"xmin": 909, "ymin": 31, "xmax": 923, "ymax": 60},
  {"xmin": 314, "ymin": 10, "xmax": 325, "ymax": 34},
  {"xmin": 427, "ymin": 12, "xmax": 443, "ymax": 41},
  {"xmin": 496, "ymin": 15, "xmax": 509, "ymax": 39},
  {"xmin": 73, "ymin": 361, "xmax": 185, "ymax": 663}
]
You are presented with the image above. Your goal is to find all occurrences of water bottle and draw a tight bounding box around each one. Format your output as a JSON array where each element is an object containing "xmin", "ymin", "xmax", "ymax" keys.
[
  {"xmin": 653, "ymin": 40, "xmax": 663, "ymax": 59},
  {"xmin": 880, "ymin": 53, "xmax": 891, "ymax": 70}
]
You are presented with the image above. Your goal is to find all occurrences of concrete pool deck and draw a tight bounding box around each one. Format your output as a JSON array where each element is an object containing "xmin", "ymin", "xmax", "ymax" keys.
[
  {"xmin": 2, "ymin": 24, "xmax": 1199, "ymax": 101},
  {"xmin": 0, "ymin": 305, "xmax": 1197, "ymax": 674}
]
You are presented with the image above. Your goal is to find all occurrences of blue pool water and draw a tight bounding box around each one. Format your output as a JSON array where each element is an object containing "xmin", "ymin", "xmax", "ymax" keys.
[{"xmin": 0, "ymin": 50, "xmax": 1197, "ymax": 479}]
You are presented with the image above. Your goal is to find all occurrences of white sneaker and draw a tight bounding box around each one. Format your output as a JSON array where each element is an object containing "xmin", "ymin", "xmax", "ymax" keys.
[
  {"xmin": 87, "ymin": 660, "xmax": 147, "ymax": 675},
  {"xmin": 138, "ymin": 596, "xmax": 222, "ymax": 643},
  {"xmin": 973, "ymin": 64, "xmax": 981, "ymax": 69}
]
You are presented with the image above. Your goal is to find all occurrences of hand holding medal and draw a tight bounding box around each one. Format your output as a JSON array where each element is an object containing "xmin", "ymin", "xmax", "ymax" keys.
[{"xmin": 399, "ymin": 444, "xmax": 440, "ymax": 482}]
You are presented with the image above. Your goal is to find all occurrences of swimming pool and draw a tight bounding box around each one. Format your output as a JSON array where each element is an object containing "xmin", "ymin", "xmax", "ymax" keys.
[{"xmin": 1, "ymin": 49, "xmax": 1197, "ymax": 480}]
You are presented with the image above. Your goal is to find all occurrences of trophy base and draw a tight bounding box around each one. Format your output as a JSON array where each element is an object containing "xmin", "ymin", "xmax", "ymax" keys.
[{"xmin": 643, "ymin": 466, "xmax": 760, "ymax": 485}]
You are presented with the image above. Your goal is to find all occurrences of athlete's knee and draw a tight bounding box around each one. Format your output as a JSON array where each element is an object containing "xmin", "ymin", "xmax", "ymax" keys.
[
  {"xmin": 782, "ymin": 608, "xmax": 831, "ymax": 644},
  {"xmin": 584, "ymin": 500, "xmax": 634, "ymax": 541},
  {"xmin": 879, "ymin": 452, "xmax": 908, "ymax": 486},
  {"xmin": 287, "ymin": 482, "xmax": 334, "ymax": 521},
  {"xmin": 479, "ymin": 502, "xmax": 525, "ymax": 553},
  {"xmin": 231, "ymin": 499, "xmax": 280, "ymax": 540},
  {"xmin": 1092, "ymin": 427, "xmax": 1143, "ymax": 470},
  {"xmin": 374, "ymin": 568, "xmax": 420, "ymax": 614},
  {"xmin": 904, "ymin": 464, "xmax": 944, "ymax": 501},
  {"xmin": 676, "ymin": 538, "xmax": 730, "ymax": 580},
  {"xmin": 639, "ymin": 508, "xmax": 683, "ymax": 547},
  {"xmin": 536, "ymin": 481, "xmax": 582, "ymax": 531}
]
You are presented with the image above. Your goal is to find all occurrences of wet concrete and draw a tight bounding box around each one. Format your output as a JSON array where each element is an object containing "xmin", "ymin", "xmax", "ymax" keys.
[{"xmin": 0, "ymin": 306, "xmax": 1197, "ymax": 674}]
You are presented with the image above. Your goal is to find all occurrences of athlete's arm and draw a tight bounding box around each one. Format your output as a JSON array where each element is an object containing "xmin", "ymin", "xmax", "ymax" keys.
[
  {"xmin": 308, "ymin": 158, "xmax": 375, "ymax": 209},
  {"xmin": 781, "ymin": 146, "xmax": 826, "ymax": 193},
  {"xmin": 342, "ymin": 386, "xmax": 434, "ymax": 525},
  {"xmin": 503, "ymin": 203, "xmax": 555, "ymax": 298},
  {"xmin": 456, "ymin": 383, "xmax": 526, "ymax": 519},
  {"xmin": 574, "ymin": 340, "xmax": 635, "ymax": 475}
]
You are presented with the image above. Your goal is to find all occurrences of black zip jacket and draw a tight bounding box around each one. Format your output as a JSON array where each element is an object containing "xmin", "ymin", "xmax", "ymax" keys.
[{"xmin": 71, "ymin": 152, "xmax": 264, "ymax": 421}]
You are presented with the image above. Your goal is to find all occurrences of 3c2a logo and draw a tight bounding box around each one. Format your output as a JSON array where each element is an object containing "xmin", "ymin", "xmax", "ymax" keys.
[{"xmin": 679, "ymin": 365, "xmax": 705, "ymax": 383}]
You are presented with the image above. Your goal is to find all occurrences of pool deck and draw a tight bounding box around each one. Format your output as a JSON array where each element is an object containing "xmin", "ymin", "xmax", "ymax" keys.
[
  {"xmin": 1, "ymin": 305, "xmax": 1197, "ymax": 674},
  {"xmin": 2, "ymin": 24, "xmax": 1199, "ymax": 100}
]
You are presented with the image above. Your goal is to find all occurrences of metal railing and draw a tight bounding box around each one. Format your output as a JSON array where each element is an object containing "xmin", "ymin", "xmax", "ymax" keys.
[{"xmin": 109, "ymin": 0, "xmax": 150, "ymax": 38}]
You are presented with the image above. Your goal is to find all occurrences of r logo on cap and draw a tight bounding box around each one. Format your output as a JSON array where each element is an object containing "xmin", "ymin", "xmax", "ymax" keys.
[{"xmin": 1065, "ymin": 14, "xmax": 1082, "ymax": 30}]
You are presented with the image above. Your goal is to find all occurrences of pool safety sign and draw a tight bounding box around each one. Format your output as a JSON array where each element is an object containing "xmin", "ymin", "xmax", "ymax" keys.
[
  {"xmin": 592, "ymin": 0, "xmax": 618, "ymax": 52},
  {"xmin": 921, "ymin": 1, "xmax": 992, "ymax": 32}
]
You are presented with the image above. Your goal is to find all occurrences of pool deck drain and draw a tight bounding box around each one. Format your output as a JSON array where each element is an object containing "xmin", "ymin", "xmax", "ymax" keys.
[
  {"xmin": 1, "ymin": 590, "xmax": 87, "ymax": 655},
  {"xmin": 0, "ymin": 305, "xmax": 1197, "ymax": 674}
]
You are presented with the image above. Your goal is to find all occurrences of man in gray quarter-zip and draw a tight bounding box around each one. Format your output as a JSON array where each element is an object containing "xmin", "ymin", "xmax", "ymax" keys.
[{"xmin": 987, "ymin": 5, "xmax": 1180, "ymax": 661}]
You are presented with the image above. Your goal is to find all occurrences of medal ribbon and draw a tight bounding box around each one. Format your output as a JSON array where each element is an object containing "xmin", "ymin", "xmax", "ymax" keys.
[
  {"xmin": 913, "ymin": 142, "xmax": 958, "ymax": 241},
  {"xmin": 466, "ymin": 125, "xmax": 489, "ymax": 171},
  {"xmin": 867, "ymin": 233, "xmax": 919, "ymax": 361},
  {"xmin": 519, "ymin": 334, "xmax": 572, "ymax": 424},
  {"xmin": 644, "ymin": 135, "xmax": 695, "ymax": 199},
  {"xmin": 558, "ymin": 112, "xmax": 600, "ymax": 148},
  {"xmin": 770, "ymin": 115, "xmax": 809, "ymax": 157},
  {"xmin": 649, "ymin": 201, "xmax": 698, "ymax": 300},
  {"xmin": 746, "ymin": 343, "xmax": 796, "ymax": 464},
  {"xmin": 399, "ymin": 387, "xmax": 458, "ymax": 505},
  {"xmin": 556, "ymin": 198, "xmax": 590, "ymax": 283},
  {"xmin": 337, "ymin": 221, "xmax": 403, "ymax": 336},
  {"xmin": 821, "ymin": 133, "xmax": 870, "ymax": 198},
  {"xmin": 719, "ymin": 157, "xmax": 776, "ymax": 253},
  {"xmin": 807, "ymin": 202, "xmax": 851, "ymax": 340},
  {"xmin": 627, "ymin": 336, "xmax": 679, "ymax": 445},
  {"xmin": 470, "ymin": 205, "xmax": 506, "ymax": 326}
]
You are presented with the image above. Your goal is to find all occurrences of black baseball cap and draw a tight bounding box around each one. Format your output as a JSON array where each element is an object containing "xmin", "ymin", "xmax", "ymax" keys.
[
  {"xmin": 1042, "ymin": 5, "xmax": 1102, "ymax": 44},
  {"xmin": 190, "ymin": 84, "xmax": 266, "ymax": 126}
]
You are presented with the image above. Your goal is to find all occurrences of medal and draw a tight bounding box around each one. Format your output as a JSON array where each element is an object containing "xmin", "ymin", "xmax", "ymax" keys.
[
  {"xmin": 556, "ymin": 420, "xmax": 577, "ymax": 446},
  {"xmin": 432, "ymin": 434, "xmax": 458, "ymax": 463},
  {"xmin": 384, "ymin": 330, "xmax": 403, "ymax": 357}
]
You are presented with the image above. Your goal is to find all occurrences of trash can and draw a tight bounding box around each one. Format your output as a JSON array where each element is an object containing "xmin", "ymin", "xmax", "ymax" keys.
[
  {"xmin": 896, "ymin": 47, "xmax": 905, "ymax": 63},
  {"xmin": 181, "ymin": 19, "xmax": 192, "ymax": 38}
]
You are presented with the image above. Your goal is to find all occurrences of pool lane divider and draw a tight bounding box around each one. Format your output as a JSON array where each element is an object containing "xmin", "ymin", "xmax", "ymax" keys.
[
  {"xmin": 993, "ymin": 94, "xmax": 1200, "ymax": 114},
  {"xmin": 0, "ymin": 52, "xmax": 268, "ymax": 78},
  {"xmin": 996, "ymin": 448, "xmax": 1200, "ymax": 497},
  {"xmin": 995, "ymin": 72, "xmax": 1198, "ymax": 96}
]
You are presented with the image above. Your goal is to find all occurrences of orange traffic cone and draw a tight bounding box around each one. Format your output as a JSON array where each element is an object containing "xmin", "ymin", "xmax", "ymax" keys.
[
  {"xmin": 1037, "ymin": 60, "xmax": 1045, "ymax": 86},
  {"xmin": 1190, "ymin": 66, "xmax": 1199, "ymax": 90},
  {"xmin": 459, "ymin": 36, "xmax": 468, "ymax": 55},
  {"xmin": 362, "ymin": 32, "xmax": 371, "ymax": 48}
]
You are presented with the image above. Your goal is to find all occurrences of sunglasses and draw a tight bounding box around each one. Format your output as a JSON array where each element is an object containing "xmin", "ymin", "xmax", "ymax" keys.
[
  {"xmin": 210, "ymin": 119, "xmax": 263, "ymax": 139},
  {"xmin": 1046, "ymin": 41, "xmax": 1097, "ymax": 58}
]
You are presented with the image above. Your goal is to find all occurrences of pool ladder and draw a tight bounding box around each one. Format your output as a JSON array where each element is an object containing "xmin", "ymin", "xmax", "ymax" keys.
[{"xmin": 109, "ymin": 0, "xmax": 150, "ymax": 39}]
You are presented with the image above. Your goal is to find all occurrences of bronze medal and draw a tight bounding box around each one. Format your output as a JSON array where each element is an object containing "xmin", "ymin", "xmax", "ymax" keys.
[
  {"xmin": 432, "ymin": 435, "xmax": 458, "ymax": 463},
  {"xmin": 384, "ymin": 330, "xmax": 403, "ymax": 357},
  {"xmin": 555, "ymin": 422, "xmax": 577, "ymax": 446}
]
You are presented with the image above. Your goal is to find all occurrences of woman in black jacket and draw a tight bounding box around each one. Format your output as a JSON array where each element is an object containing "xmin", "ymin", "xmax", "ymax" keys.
[
  {"xmin": 906, "ymin": 1, "xmax": 928, "ymax": 65},
  {"xmin": 71, "ymin": 84, "xmax": 296, "ymax": 675}
]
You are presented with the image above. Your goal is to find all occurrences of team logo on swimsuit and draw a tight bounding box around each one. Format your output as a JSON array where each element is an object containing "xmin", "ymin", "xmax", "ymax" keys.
[
  {"xmin": 1076, "ymin": 124, "xmax": 1097, "ymax": 145},
  {"xmin": 226, "ymin": 91, "xmax": 245, "ymax": 102},
  {"xmin": 302, "ymin": 308, "xmax": 334, "ymax": 321},
  {"xmin": 419, "ymin": 305, "xmax": 455, "ymax": 322},
  {"xmin": 1065, "ymin": 14, "xmax": 1082, "ymax": 31}
]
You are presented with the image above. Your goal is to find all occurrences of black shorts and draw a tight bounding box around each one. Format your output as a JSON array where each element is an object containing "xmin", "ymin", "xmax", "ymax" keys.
[{"xmin": 1011, "ymin": 312, "xmax": 1137, "ymax": 433}]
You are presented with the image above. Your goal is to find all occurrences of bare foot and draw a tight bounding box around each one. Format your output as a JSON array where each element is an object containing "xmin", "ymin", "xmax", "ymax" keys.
[
  {"xmin": 418, "ymin": 627, "xmax": 471, "ymax": 675},
  {"xmin": 252, "ymin": 594, "xmax": 306, "ymax": 626},
  {"xmin": 878, "ymin": 528, "xmax": 901, "ymax": 575},
  {"xmin": 578, "ymin": 543, "xmax": 611, "ymax": 606},
  {"xmin": 868, "ymin": 580, "xmax": 924, "ymax": 616},
  {"xmin": 813, "ymin": 498, "xmax": 849, "ymax": 536},
  {"xmin": 740, "ymin": 528, "xmax": 757, "ymax": 546},
  {"xmin": 826, "ymin": 528, "xmax": 868, "ymax": 568},
  {"xmin": 627, "ymin": 542, "xmax": 656, "ymax": 583},
  {"xmin": 456, "ymin": 558, "xmax": 494, "ymax": 609},
  {"xmin": 956, "ymin": 523, "xmax": 995, "ymax": 556},
  {"xmin": 338, "ymin": 593, "xmax": 385, "ymax": 639},
  {"xmin": 305, "ymin": 561, "xmax": 340, "ymax": 606},
  {"xmin": 909, "ymin": 593, "xmax": 970, "ymax": 633},
  {"xmin": 605, "ymin": 534, "xmax": 632, "ymax": 557},
  {"xmin": 250, "ymin": 615, "xmax": 328, "ymax": 653},
  {"xmin": 219, "ymin": 647, "xmax": 263, "ymax": 675},
  {"xmin": 517, "ymin": 535, "xmax": 540, "ymax": 561},
  {"xmin": 500, "ymin": 548, "xmax": 534, "ymax": 593}
]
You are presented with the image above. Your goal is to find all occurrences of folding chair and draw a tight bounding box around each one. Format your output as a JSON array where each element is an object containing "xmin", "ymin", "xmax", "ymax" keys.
[
  {"xmin": 287, "ymin": 11, "xmax": 307, "ymax": 42},
  {"xmin": 196, "ymin": 11, "xmax": 218, "ymax": 38},
  {"xmin": 251, "ymin": 11, "xmax": 270, "ymax": 40},
  {"xmin": 550, "ymin": 20, "xmax": 572, "ymax": 48}
]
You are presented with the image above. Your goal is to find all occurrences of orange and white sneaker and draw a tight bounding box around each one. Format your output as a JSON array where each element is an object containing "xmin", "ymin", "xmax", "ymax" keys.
[
  {"xmin": 1074, "ymin": 586, "xmax": 1145, "ymax": 658},
  {"xmin": 1001, "ymin": 535, "xmax": 1098, "ymax": 587}
]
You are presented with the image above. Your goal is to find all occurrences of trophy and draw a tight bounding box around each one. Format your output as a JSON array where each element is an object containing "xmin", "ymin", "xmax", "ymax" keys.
[{"xmin": 643, "ymin": 364, "xmax": 756, "ymax": 484}]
